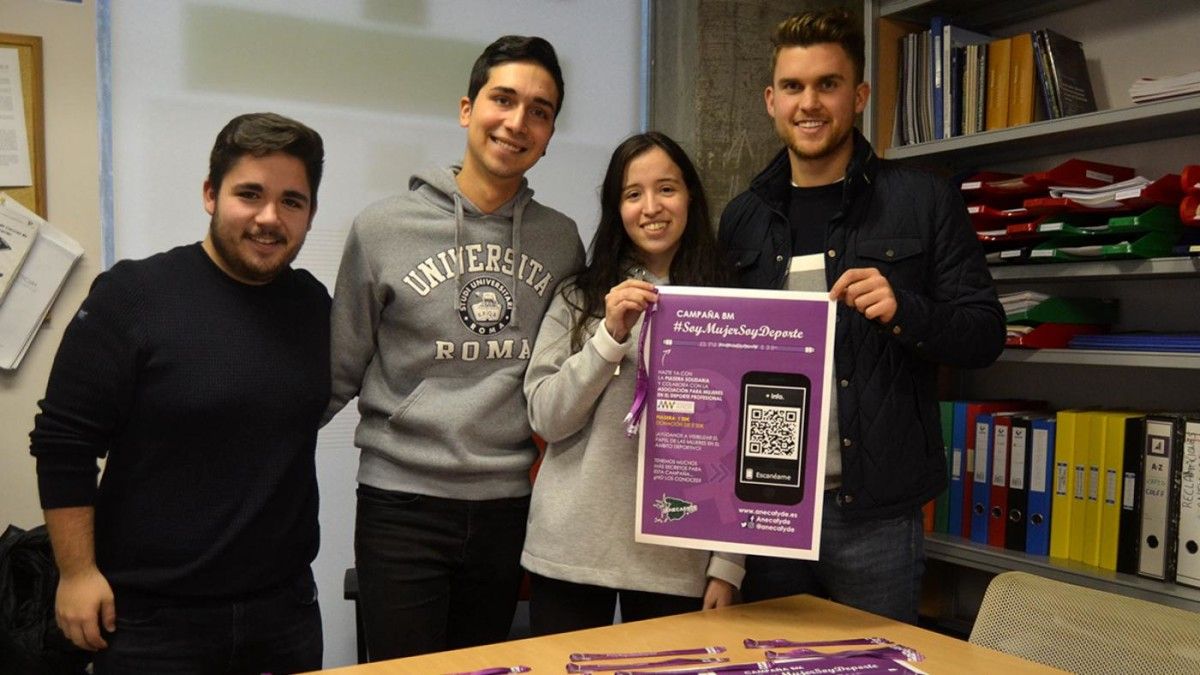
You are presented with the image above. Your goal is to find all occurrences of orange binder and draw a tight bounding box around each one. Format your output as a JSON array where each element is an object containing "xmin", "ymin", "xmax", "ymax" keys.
[
  {"xmin": 1007, "ymin": 32, "xmax": 1036, "ymax": 126},
  {"xmin": 985, "ymin": 37, "xmax": 1012, "ymax": 130}
]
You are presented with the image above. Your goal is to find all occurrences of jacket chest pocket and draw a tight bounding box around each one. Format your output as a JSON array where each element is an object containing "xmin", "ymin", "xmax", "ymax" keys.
[{"xmin": 856, "ymin": 237, "xmax": 925, "ymax": 287}]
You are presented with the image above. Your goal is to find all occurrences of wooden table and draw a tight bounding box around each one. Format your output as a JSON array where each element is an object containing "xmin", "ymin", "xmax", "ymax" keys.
[{"xmin": 316, "ymin": 595, "xmax": 1065, "ymax": 674}]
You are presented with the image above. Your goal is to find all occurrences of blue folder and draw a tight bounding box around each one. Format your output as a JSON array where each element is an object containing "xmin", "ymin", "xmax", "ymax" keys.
[
  {"xmin": 1069, "ymin": 333, "xmax": 1200, "ymax": 352},
  {"xmin": 948, "ymin": 401, "xmax": 969, "ymax": 537},
  {"xmin": 1026, "ymin": 416, "xmax": 1057, "ymax": 556},
  {"xmin": 971, "ymin": 413, "xmax": 995, "ymax": 544}
]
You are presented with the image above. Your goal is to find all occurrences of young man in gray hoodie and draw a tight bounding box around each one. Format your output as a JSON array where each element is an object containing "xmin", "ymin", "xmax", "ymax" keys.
[{"xmin": 327, "ymin": 36, "xmax": 584, "ymax": 660}]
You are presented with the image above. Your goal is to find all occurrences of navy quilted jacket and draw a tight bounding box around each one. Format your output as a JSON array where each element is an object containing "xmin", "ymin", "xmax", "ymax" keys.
[{"xmin": 718, "ymin": 130, "xmax": 1005, "ymax": 520}]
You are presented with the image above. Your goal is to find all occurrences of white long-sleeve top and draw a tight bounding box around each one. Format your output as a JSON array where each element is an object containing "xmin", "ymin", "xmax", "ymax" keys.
[{"xmin": 522, "ymin": 277, "xmax": 744, "ymax": 596}]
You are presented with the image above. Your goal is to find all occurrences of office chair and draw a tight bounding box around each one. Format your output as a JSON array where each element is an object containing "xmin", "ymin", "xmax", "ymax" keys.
[{"xmin": 969, "ymin": 571, "xmax": 1200, "ymax": 674}]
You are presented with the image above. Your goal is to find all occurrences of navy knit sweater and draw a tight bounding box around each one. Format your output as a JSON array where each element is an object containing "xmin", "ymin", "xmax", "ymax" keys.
[{"xmin": 31, "ymin": 243, "xmax": 330, "ymax": 602}]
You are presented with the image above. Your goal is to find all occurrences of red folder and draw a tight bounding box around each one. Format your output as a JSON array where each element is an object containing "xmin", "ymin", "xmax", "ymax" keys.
[
  {"xmin": 1182, "ymin": 194, "xmax": 1200, "ymax": 225},
  {"xmin": 989, "ymin": 415, "xmax": 1016, "ymax": 547},
  {"xmin": 1182, "ymin": 165, "xmax": 1200, "ymax": 194},
  {"xmin": 1022, "ymin": 196, "xmax": 1127, "ymax": 215},
  {"xmin": 1006, "ymin": 323, "xmax": 1106, "ymax": 349},
  {"xmin": 962, "ymin": 402, "xmax": 1033, "ymax": 538},
  {"xmin": 981, "ymin": 159, "xmax": 1136, "ymax": 198},
  {"xmin": 968, "ymin": 204, "xmax": 1033, "ymax": 229},
  {"xmin": 1113, "ymin": 174, "xmax": 1183, "ymax": 211},
  {"xmin": 978, "ymin": 220, "xmax": 1049, "ymax": 247},
  {"xmin": 961, "ymin": 172, "xmax": 1025, "ymax": 207}
]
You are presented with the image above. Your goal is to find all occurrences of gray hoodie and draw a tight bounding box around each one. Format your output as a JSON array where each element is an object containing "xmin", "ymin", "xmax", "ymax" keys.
[
  {"xmin": 523, "ymin": 270, "xmax": 745, "ymax": 597},
  {"xmin": 328, "ymin": 165, "xmax": 584, "ymax": 499}
]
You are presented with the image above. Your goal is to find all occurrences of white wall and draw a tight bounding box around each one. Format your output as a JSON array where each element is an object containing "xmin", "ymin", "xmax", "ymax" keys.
[
  {"xmin": 106, "ymin": 1, "xmax": 642, "ymax": 668},
  {"xmin": 0, "ymin": 1, "xmax": 102, "ymax": 533}
]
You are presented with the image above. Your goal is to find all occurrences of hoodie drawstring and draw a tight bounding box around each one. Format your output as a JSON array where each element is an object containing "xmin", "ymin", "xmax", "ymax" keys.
[{"xmin": 453, "ymin": 193, "xmax": 465, "ymax": 311}]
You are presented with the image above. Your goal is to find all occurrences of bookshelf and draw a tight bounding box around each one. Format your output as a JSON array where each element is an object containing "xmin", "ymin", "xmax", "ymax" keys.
[
  {"xmin": 864, "ymin": 0, "xmax": 1200, "ymax": 620},
  {"xmin": 884, "ymin": 93, "xmax": 1200, "ymax": 168},
  {"xmin": 925, "ymin": 534, "xmax": 1200, "ymax": 612}
]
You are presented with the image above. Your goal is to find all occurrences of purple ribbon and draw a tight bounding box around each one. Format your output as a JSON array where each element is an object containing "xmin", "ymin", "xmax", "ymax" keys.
[
  {"xmin": 766, "ymin": 645, "xmax": 924, "ymax": 663},
  {"xmin": 570, "ymin": 646, "xmax": 726, "ymax": 662},
  {"xmin": 569, "ymin": 656, "xmax": 728, "ymax": 672},
  {"xmin": 744, "ymin": 638, "xmax": 891, "ymax": 649},
  {"xmin": 623, "ymin": 298, "xmax": 658, "ymax": 437}
]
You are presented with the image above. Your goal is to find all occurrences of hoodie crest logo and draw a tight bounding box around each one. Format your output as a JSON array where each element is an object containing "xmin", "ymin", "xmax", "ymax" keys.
[{"xmin": 458, "ymin": 277, "xmax": 514, "ymax": 335}]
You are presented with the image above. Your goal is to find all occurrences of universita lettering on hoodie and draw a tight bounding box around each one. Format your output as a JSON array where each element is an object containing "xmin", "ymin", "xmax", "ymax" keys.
[{"xmin": 401, "ymin": 242, "xmax": 559, "ymax": 361}]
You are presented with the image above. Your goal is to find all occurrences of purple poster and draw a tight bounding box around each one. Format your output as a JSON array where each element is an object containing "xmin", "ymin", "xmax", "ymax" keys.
[{"xmin": 635, "ymin": 287, "xmax": 835, "ymax": 559}]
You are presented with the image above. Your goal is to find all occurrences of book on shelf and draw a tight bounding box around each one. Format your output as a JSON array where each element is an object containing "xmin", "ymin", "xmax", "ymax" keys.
[
  {"xmin": 971, "ymin": 42, "xmax": 988, "ymax": 135},
  {"xmin": 1117, "ymin": 416, "xmax": 1146, "ymax": 575},
  {"xmin": 1007, "ymin": 32, "xmax": 1037, "ymax": 127},
  {"xmin": 1176, "ymin": 416, "xmax": 1200, "ymax": 588},
  {"xmin": 1139, "ymin": 414, "xmax": 1186, "ymax": 582},
  {"xmin": 942, "ymin": 23, "xmax": 991, "ymax": 138},
  {"xmin": 985, "ymin": 37, "xmax": 1013, "ymax": 130},
  {"xmin": 971, "ymin": 412, "xmax": 996, "ymax": 544},
  {"xmin": 1027, "ymin": 416, "xmax": 1057, "ymax": 556},
  {"xmin": 989, "ymin": 413, "xmax": 1021, "ymax": 547},
  {"xmin": 1004, "ymin": 415, "xmax": 1033, "ymax": 552},
  {"xmin": 931, "ymin": 16, "xmax": 945, "ymax": 141},
  {"xmin": 875, "ymin": 16, "xmax": 923, "ymax": 152},
  {"xmin": 1100, "ymin": 413, "xmax": 1145, "ymax": 573},
  {"xmin": 1038, "ymin": 29, "xmax": 1097, "ymax": 117},
  {"xmin": 1068, "ymin": 411, "xmax": 1094, "ymax": 564},
  {"xmin": 1129, "ymin": 70, "xmax": 1200, "ymax": 104},
  {"xmin": 936, "ymin": 400, "xmax": 954, "ymax": 533},
  {"xmin": 1081, "ymin": 412, "xmax": 1108, "ymax": 567},
  {"xmin": 1051, "ymin": 409, "xmax": 1085, "ymax": 560}
]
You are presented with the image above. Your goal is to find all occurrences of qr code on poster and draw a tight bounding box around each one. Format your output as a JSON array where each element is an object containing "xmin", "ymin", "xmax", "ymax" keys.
[{"xmin": 745, "ymin": 404, "xmax": 801, "ymax": 459}]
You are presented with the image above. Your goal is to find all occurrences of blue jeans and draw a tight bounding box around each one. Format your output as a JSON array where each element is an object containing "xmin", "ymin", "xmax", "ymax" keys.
[
  {"xmin": 741, "ymin": 491, "xmax": 925, "ymax": 624},
  {"xmin": 93, "ymin": 569, "xmax": 322, "ymax": 675},
  {"xmin": 354, "ymin": 485, "xmax": 528, "ymax": 661}
]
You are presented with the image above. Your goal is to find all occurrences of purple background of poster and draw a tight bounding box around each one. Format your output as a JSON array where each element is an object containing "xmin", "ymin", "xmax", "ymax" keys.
[{"xmin": 640, "ymin": 289, "xmax": 832, "ymax": 550}]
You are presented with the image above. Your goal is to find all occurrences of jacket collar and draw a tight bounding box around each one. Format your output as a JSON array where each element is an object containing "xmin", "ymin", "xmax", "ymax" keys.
[{"xmin": 749, "ymin": 129, "xmax": 880, "ymax": 216}]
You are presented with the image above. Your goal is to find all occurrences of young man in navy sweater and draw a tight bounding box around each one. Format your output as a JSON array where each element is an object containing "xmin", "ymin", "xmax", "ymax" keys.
[{"xmin": 31, "ymin": 112, "xmax": 330, "ymax": 673}]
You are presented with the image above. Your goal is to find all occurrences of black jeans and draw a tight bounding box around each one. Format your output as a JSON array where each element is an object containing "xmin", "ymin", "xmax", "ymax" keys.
[
  {"xmin": 528, "ymin": 573, "xmax": 701, "ymax": 636},
  {"xmin": 354, "ymin": 484, "xmax": 528, "ymax": 661},
  {"xmin": 93, "ymin": 569, "xmax": 322, "ymax": 675}
]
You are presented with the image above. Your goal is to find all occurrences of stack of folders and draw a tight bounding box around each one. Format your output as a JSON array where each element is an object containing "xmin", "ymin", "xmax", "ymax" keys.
[
  {"xmin": 1181, "ymin": 166, "xmax": 1200, "ymax": 253},
  {"xmin": 925, "ymin": 407, "xmax": 1200, "ymax": 587},
  {"xmin": 959, "ymin": 159, "xmax": 1195, "ymax": 265},
  {"xmin": 1129, "ymin": 70, "xmax": 1200, "ymax": 104},
  {"xmin": 0, "ymin": 193, "xmax": 85, "ymax": 370},
  {"xmin": 1001, "ymin": 291, "xmax": 1115, "ymax": 349},
  {"xmin": 892, "ymin": 19, "xmax": 1097, "ymax": 146}
]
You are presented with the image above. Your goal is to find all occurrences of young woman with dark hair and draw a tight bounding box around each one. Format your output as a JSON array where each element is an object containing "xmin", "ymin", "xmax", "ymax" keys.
[{"xmin": 520, "ymin": 132, "xmax": 742, "ymax": 635}]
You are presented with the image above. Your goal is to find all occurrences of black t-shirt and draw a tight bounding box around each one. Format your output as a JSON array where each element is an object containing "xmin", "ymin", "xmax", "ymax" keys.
[{"xmin": 788, "ymin": 181, "xmax": 843, "ymax": 255}]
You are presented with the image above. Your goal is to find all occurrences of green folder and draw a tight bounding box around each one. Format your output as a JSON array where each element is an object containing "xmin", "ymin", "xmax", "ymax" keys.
[
  {"xmin": 1038, "ymin": 205, "xmax": 1182, "ymax": 238},
  {"xmin": 1029, "ymin": 230, "xmax": 1179, "ymax": 262},
  {"xmin": 936, "ymin": 401, "xmax": 954, "ymax": 533},
  {"xmin": 1006, "ymin": 297, "xmax": 1118, "ymax": 325}
]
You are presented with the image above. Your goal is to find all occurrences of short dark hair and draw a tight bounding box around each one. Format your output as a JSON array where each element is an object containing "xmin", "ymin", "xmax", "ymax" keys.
[
  {"xmin": 208, "ymin": 112, "xmax": 325, "ymax": 208},
  {"xmin": 772, "ymin": 9, "xmax": 865, "ymax": 83},
  {"xmin": 467, "ymin": 35, "xmax": 565, "ymax": 117}
]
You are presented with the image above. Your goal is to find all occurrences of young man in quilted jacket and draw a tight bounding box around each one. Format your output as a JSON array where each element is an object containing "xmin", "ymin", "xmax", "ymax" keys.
[{"xmin": 718, "ymin": 8, "xmax": 1005, "ymax": 623}]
